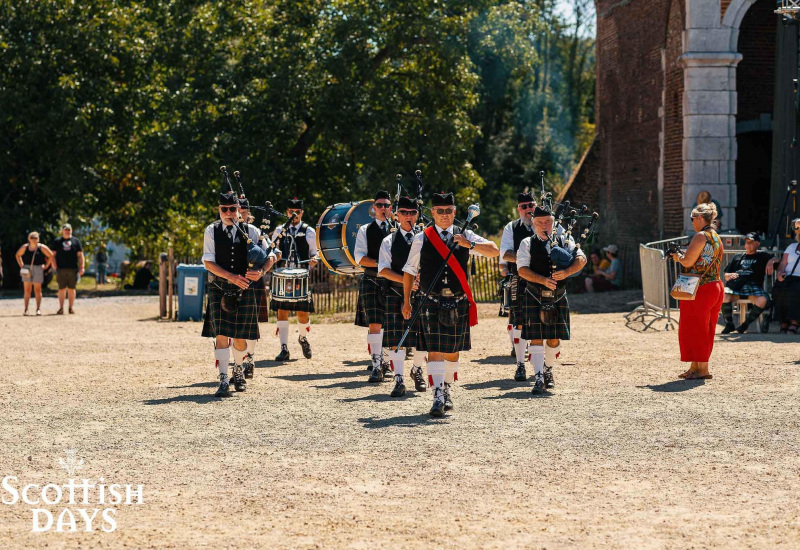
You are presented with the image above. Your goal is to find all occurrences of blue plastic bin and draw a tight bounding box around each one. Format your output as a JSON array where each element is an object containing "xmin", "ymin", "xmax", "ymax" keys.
[{"xmin": 176, "ymin": 264, "xmax": 207, "ymax": 321}]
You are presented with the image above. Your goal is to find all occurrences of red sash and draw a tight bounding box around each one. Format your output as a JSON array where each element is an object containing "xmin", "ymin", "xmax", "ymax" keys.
[{"xmin": 424, "ymin": 226, "xmax": 478, "ymax": 327}]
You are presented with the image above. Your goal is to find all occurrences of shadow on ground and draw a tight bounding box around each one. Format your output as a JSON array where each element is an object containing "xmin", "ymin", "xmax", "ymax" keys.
[
  {"xmin": 637, "ymin": 379, "xmax": 707, "ymax": 392},
  {"xmin": 358, "ymin": 414, "xmax": 447, "ymax": 428}
]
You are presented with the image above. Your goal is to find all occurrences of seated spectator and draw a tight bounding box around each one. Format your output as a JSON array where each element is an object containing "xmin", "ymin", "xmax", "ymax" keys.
[
  {"xmin": 720, "ymin": 232, "xmax": 778, "ymax": 334},
  {"xmin": 587, "ymin": 249, "xmax": 610, "ymax": 275},
  {"xmin": 773, "ymin": 219, "xmax": 800, "ymax": 334},
  {"xmin": 585, "ymin": 245, "xmax": 621, "ymax": 292},
  {"xmin": 125, "ymin": 261, "xmax": 155, "ymax": 290}
]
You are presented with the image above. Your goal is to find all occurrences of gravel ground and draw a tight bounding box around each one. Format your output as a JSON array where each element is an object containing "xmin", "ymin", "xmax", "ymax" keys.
[{"xmin": 0, "ymin": 294, "xmax": 798, "ymax": 549}]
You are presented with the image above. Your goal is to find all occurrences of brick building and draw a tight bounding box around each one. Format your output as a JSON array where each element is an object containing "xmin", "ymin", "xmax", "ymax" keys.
[{"xmin": 563, "ymin": 0, "xmax": 799, "ymax": 282}]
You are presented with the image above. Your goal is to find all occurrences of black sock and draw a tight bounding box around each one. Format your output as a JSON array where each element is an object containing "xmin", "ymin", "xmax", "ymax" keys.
[
  {"xmin": 743, "ymin": 305, "xmax": 765, "ymax": 326},
  {"xmin": 721, "ymin": 302, "xmax": 733, "ymax": 324}
]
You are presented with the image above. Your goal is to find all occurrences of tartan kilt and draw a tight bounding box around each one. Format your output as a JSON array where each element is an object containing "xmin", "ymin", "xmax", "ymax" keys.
[
  {"xmin": 509, "ymin": 276, "xmax": 525, "ymax": 327},
  {"xmin": 382, "ymin": 287, "xmax": 418, "ymax": 349},
  {"xmin": 201, "ymin": 281, "xmax": 261, "ymax": 340},
  {"xmin": 269, "ymin": 294, "xmax": 315, "ymax": 312},
  {"xmin": 355, "ymin": 275, "xmax": 384, "ymax": 327},
  {"xmin": 724, "ymin": 282, "xmax": 768, "ymax": 299},
  {"xmin": 417, "ymin": 297, "xmax": 471, "ymax": 354},
  {"xmin": 520, "ymin": 287, "xmax": 571, "ymax": 341},
  {"xmin": 253, "ymin": 279, "xmax": 270, "ymax": 322}
]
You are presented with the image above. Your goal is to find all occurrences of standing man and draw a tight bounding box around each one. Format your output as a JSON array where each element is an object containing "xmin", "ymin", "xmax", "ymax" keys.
[
  {"xmin": 517, "ymin": 206, "xmax": 586, "ymax": 393},
  {"xmin": 271, "ymin": 198, "xmax": 318, "ymax": 362},
  {"xmin": 202, "ymin": 191, "xmax": 276, "ymax": 397},
  {"xmin": 402, "ymin": 192, "xmax": 499, "ymax": 417},
  {"xmin": 354, "ymin": 190, "xmax": 393, "ymax": 381},
  {"xmin": 377, "ymin": 196, "xmax": 427, "ymax": 396},
  {"xmin": 50, "ymin": 223, "xmax": 85, "ymax": 315},
  {"xmin": 499, "ymin": 192, "xmax": 537, "ymax": 381},
  {"xmin": 95, "ymin": 244, "xmax": 108, "ymax": 285}
]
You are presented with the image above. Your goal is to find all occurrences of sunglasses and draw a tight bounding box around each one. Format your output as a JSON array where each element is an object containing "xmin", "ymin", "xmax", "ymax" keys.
[
  {"xmin": 219, "ymin": 206, "xmax": 238, "ymax": 213},
  {"xmin": 374, "ymin": 203, "xmax": 392, "ymax": 209},
  {"xmin": 287, "ymin": 210, "xmax": 303, "ymax": 215},
  {"xmin": 434, "ymin": 208, "xmax": 455, "ymax": 215},
  {"xmin": 397, "ymin": 209, "xmax": 418, "ymax": 216},
  {"xmin": 519, "ymin": 202, "xmax": 536, "ymax": 210},
  {"xmin": 29, "ymin": 237, "xmax": 38, "ymax": 241}
]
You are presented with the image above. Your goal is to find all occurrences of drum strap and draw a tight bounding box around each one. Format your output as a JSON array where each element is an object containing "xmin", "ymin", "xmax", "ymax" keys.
[{"xmin": 424, "ymin": 227, "xmax": 478, "ymax": 327}]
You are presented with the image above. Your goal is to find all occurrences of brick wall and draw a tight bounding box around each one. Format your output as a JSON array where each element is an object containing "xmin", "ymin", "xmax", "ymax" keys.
[{"xmin": 663, "ymin": 0, "xmax": 686, "ymax": 237}]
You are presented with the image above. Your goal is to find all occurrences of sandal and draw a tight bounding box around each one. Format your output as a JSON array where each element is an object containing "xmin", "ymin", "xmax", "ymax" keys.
[
  {"xmin": 678, "ymin": 370, "xmax": 696, "ymax": 379},
  {"xmin": 685, "ymin": 372, "xmax": 713, "ymax": 380}
]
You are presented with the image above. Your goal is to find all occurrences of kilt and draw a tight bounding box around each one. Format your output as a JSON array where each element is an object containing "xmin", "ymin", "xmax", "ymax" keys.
[
  {"xmin": 509, "ymin": 276, "xmax": 525, "ymax": 327},
  {"xmin": 355, "ymin": 274, "xmax": 384, "ymax": 327},
  {"xmin": 269, "ymin": 294, "xmax": 315, "ymax": 313},
  {"xmin": 382, "ymin": 286, "xmax": 419, "ymax": 349},
  {"xmin": 724, "ymin": 282, "xmax": 768, "ymax": 299},
  {"xmin": 417, "ymin": 296, "xmax": 471, "ymax": 354},
  {"xmin": 202, "ymin": 281, "xmax": 261, "ymax": 340},
  {"xmin": 520, "ymin": 286, "xmax": 571, "ymax": 341},
  {"xmin": 253, "ymin": 279, "xmax": 270, "ymax": 322}
]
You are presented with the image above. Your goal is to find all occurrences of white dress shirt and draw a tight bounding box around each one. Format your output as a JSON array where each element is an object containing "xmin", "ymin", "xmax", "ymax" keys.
[
  {"xmin": 202, "ymin": 222, "xmax": 274, "ymax": 264},
  {"xmin": 499, "ymin": 218, "xmax": 534, "ymax": 268},
  {"xmin": 377, "ymin": 228, "xmax": 415, "ymax": 273},
  {"xmin": 354, "ymin": 219, "xmax": 390, "ymax": 264},
  {"xmin": 402, "ymin": 224, "xmax": 490, "ymax": 277},
  {"xmin": 283, "ymin": 222, "xmax": 318, "ymax": 257}
]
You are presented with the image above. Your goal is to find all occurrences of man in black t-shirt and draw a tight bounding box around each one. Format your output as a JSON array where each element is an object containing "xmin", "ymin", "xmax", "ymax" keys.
[
  {"xmin": 721, "ymin": 232, "xmax": 778, "ymax": 334},
  {"xmin": 50, "ymin": 223, "xmax": 84, "ymax": 314}
]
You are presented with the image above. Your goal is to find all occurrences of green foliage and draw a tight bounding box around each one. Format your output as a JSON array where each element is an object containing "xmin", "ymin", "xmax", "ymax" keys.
[{"xmin": 1, "ymin": 0, "xmax": 596, "ymax": 273}]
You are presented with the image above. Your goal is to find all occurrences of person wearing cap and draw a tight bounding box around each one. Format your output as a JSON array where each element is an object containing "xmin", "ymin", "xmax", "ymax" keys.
[
  {"xmin": 201, "ymin": 191, "xmax": 277, "ymax": 397},
  {"xmin": 377, "ymin": 196, "xmax": 427, "ymax": 396},
  {"xmin": 499, "ymin": 192, "xmax": 537, "ymax": 381},
  {"xmin": 271, "ymin": 198, "xmax": 319, "ymax": 362},
  {"xmin": 773, "ymin": 219, "xmax": 800, "ymax": 334},
  {"xmin": 585, "ymin": 244, "xmax": 621, "ymax": 293},
  {"xmin": 50, "ymin": 223, "xmax": 84, "ymax": 314},
  {"xmin": 354, "ymin": 190, "xmax": 394, "ymax": 381},
  {"xmin": 517, "ymin": 205, "xmax": 587, "ymax": 393},
  {"xmin": 402, "ymin": 191, "xmax": 499, "ymax": 417},
  {"xmin": 720, "ymin": 232, "xmax": 778, "ymax": 334}
]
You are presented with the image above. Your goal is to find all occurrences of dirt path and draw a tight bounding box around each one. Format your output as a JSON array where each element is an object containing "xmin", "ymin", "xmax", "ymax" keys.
[{"xmin": 0, "ymin": 295, "xmax": 798, "ymax": 549}]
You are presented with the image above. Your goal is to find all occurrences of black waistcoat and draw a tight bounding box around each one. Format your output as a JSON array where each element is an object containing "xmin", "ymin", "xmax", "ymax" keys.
[
  {"xmin": 387, "ymin": 230, "xmax": 414, "ymax": 284},
  {"xmin": 364, "ymin": 220, "xmax": 390, "ymax": 276},
  {"xmin": 524, "ymin": 236, "xmax": 553, "ymax": 278},
  {"xmin": 214, "ymin": 221, "xmax": 249, "ymax": 275},
  {"xmin": 508, "ymin": 219, "xmax": 534, "ymax": 275},
  {"xmin": 418, "ymin": 228, "xmax": 470, "ymax": 294},
  {"xmin": 278, "ymin": 222, "xmax": 310, "ymax": 266}
]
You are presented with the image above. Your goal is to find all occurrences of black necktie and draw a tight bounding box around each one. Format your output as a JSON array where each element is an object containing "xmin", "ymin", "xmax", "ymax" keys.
[
  {"xmin": 380, "ymin": 222, "xmax": 387, "ymax": 233},
  {"xmin": 226, "ymin": 226, "xmax": 235, "ymax": 242},
  {"xmin": 441, "ymin": 230, "xmax": 449, "ymax": 242},
  {"xmin": 406, "ymin": 232, "xmax": 413, "ymax": 244}
]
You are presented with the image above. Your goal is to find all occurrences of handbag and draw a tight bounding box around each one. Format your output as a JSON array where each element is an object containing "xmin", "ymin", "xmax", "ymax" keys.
[
  {"xmin": 19, "ymin": 247, "xmax": 37, "ymax": 277},
  {"xmin": 773, "ymin": 246, "xmax": 800, "ymax": 290},
  {"xmin": 670, "ymin": 234, "xmax": 716, "ymax": 301}
]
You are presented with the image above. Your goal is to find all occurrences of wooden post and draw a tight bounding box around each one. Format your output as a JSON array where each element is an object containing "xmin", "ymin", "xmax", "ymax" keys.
[
  {"xmin": 167, "ymin": 244, "xmax": 174, "ymax": 320},
  {"xmin": 158, "ymin": 252, "xmax": 167, "ymax": 318}
]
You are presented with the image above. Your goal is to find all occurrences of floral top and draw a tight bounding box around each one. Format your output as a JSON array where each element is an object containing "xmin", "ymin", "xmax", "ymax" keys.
[{"xmin": 685, "ymin": 230, "xmax": 723, "ymax": 285}]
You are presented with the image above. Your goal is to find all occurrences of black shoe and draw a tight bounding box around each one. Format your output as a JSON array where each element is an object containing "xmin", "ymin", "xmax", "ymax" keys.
[
  {"xmin": 411, "ymin": 366, "xmax": 427, "ymax": 392},
  {"xmin": 244, "ymin": 354, "xmax": 254, "ymax": 379},
  {"xmin": 275, "ymin": 345, "xmax": 290, "ymax": 362},
  {"xmin": 215, "ymin": 375, "xmax": 232, "ymax": 397},
  {"xmin": 721, "ymin": 322, "xmax": 736, "ymax": 335},
  {"xmin": 514, "ymin": 362, "xmax": 527, "ymax": 382},
  {"xmin": 368, "ymin": 364, "xmax": 384, "ymax": 383},
  {"xmin": 543, "ymin": 365, "xmax": 555, "ymax": 389},
  {"xmin": 443, "ymin": 383, "xmax": 454, "ymax": 411},
  {"xmin": 735, "ymin": 323, "xmax": 749, "ymax": 334},
  {"xmin": 299, "ymin": 336, "xmax": 312, "ymax": 359},
  {"xmin": 381, "ymin": 361, "xmax": 392, "ymax": 377},
  {"xmin": 391, "ymin": 376, "xmax": 406, "ymax": 397},
  {"xmin": 531, "ymin": 373, "xmax": 545, "ymax": 394},
  {"xmin": 232, "ymin": 366, "xmax": 247, "ymax": 392},
  {"xmin": 429, "ymin": 388, "xmax": 445, "ymax": 417}
]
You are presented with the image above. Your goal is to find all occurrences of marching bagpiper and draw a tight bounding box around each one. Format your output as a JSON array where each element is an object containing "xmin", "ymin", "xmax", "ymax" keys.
[
  {"xmin": 202, "ymin": 191, "xmax": 277, "ymax": 397},
  {"xmin": 499, "ymin": 192, "xmax": 537, "ymax": 381},
  {"xmin": 402, "ymin": 192, "xmax": 499, "ymax": 416},
  {"xmin": 377, "ymin": 196, "xmax": 427, "ymax": 396},
  {"xmin": 354, "ymin": 190, "xmax": 394, "ymax": 381},
  {"xmin": 271, "ymin": 198, "xmax": 319, "ymax": 362},
  {"xmin": 516, "ymin": 206, "xmax": 586, "ymax": 393}
]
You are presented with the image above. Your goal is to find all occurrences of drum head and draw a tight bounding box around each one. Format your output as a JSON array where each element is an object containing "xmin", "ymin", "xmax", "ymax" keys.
[
  {"xmin": 343, "ymin": 200, "xmax": 375, "ymax": 262},
  {"xmin": 279, "ymin": 268, "xmax": 308, "ymax": 277}
]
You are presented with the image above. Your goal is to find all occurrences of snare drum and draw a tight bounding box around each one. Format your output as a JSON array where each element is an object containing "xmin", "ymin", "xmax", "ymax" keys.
[
  {"xmin": 316, "ymin": 200, "xmax": 375, "ymax": 276},
  {"xmin": 270, "ymin": 268, "xmax": 310, "ymax": 303}
]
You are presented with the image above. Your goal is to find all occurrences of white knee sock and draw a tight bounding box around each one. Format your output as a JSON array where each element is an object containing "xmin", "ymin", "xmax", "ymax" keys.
[
  {"xmin": 367, "ymin": 332, "xmax": 383, "ymax": 367},
  {"xmin": 276, "ymin": 320, "xmax": 289, "ymax": 346},
  {"xmin": 513, "ymin": 328, "xmax": 525, "ymax": 363},
  {"xmin": 529, "ymin": 345, "xmax": 545, "ymax": 375},
  {"xmin": 214, "ymin": 347, "xmax": 230, "ymax": 377},
  {"xmin": 412, "ymin": 349, "xmax": 427, "ymax": 369},
  {"xmin": 245, "ymin": 340, "xmax": 256, "ymax": 359},
  {"xmin": 298, "ymin": 320, "xmax": 310, "ymax": 340},
  {"xmin": 389, "ymin": 349, "xmax": 406, "ymax": 376},
  {"xmin": 232, "ymin": 346, "xmax": 248, "ymax": 367},
  {"xmin": 545, "ymin": 343, "xmax": 561, "ymax": 367},
  {"xmin": 427, "ymin": 361, "xmax": 445, "ymax": 393},
  {"xmin": 445, "ymin": 360, "xmax": 459, "ymax": 384}
]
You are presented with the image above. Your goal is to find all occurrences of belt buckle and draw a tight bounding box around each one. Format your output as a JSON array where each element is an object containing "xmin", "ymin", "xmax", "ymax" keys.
[
  {"xmin": 441, "ymin": 288, "xmax": 454, "ymax": 297},
  {"xmin": 541, "ymin": 289, "xmax": 554, "ymax": 298}
]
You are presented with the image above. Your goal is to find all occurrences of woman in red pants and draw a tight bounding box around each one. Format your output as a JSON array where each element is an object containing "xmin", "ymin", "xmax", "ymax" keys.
[{"xmin": 669, "ymin": 203, "xmax": 724, "ymax": 379}]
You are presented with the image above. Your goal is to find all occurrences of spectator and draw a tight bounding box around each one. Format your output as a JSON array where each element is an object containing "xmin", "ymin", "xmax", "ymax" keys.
[
  {"xmin": 669, "ymin": 203, "xmax": 724, "ymax": 379},
  {"xmin": 695, "ymin": 191, "xmax": 724, "ymax": 231},
  {"xmin": 585, "ymin": 244, "xmax": 621, "ymax": 292},
  {"xmin": 125, "ymin": 261, "xmax": 156, "ymax": 290},
  {"xmin": 773, "ymin": 219, "xmax": 800, "ymax": 334},
  {"xmin": 95, "ymin": 243, "xmax": 108, "ymax": 285},
  {"xmin": 50, "ymin": 223, "xmax": 85, "ymax": 314},
  {"xmin": 14, "ymin": 232, "xmax": 55, "ymax": 316}
]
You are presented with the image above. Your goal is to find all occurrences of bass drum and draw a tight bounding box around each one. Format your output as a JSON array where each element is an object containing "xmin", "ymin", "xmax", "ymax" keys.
[{"xmin": 316, "ymin": 200, "xmax": 375, "ymax": 276}]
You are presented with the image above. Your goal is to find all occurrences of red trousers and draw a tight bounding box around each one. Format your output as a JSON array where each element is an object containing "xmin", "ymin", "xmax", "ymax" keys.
[{"xmin": 679, "ymin": 281, "xmax": 724, "ymax": 362}]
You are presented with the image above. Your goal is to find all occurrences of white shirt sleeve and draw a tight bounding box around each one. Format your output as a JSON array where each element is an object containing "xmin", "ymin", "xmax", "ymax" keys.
[
  {"xmin": 402, "ymin": 231, "xmax": 425, "ymax": 276},
  {"xmin": 516, "ymin": 237, "xmax": 531, "ymax": 269},
  {"xmin": 462, "ymin": 228, "xmax": 491, "ymax": 256},
  {"xmin": 499, "ymin": 222, "xmax": 514, "ymax": 259},
  {"xmin": 201, "ymin": 225, "xmax": 216, "ymax": 263},
  {"xmin": 354, "ymin": 224, "xmax": 369, "ymax": 264},
  {"xmin": 377, "ymin": 234, "xmax": 394, "ymax": 274},
  {"xmin": 305, "ymin": 225, "xmax": 318, "ymax": 257}
]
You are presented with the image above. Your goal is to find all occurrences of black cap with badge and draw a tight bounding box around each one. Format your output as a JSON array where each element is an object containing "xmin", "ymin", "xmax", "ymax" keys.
[
  {"xmin": 745, "ymin": 232, "xmax": 760, "ymax": 242},
  {"xmin": 533, "ymin": 205, "xmax": 552, "ymax": 218},
  {"xmin": 287, "ymin": 197, "xmax": 304, "ymax": 210},
  {"xmin": 432, "ymin": 191, "xmax": 455, "ymax": 206},
  {"xmin": 374, "ymin": 190, "xmax": 391, "ymax": 201},
  {"xmin": 397, "ymin": 196, "xmax": 417, "ymax": 210},
  {"xmin": 518, "ymin": 191, "xmax": 535, "ymax": 204},
  {"xmin": 219, "ymin": 191, "xmax": 239, "ymax": 206}
]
